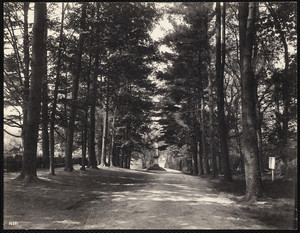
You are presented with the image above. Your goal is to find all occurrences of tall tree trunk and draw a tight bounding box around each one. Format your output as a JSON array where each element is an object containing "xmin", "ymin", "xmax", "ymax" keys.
[
  {"xmin": 64, "ymin": 88, "xmax": 68, "ymax": 160},
  {"xmin": 233, "ymin": 116, "xmax": 244, "ymax": 172},
  {"xmin": 142, "ymin": 153, "xmax": 147, "ymax": 169},
  {"xmin": 127, "ymin": 82, "xmax": 133, "ymax": 170},
  {"xmin": 239, "ymin": 2, "xmax": 262, "ymax": 201},
  {"xmin": 191, "ymin": 110, "xmax": 198, "ymax": 174},
  {"xmin": 115, "ymin": 146, "xmax": 120, "ymax": 167},
  {"xmin": 216, "ymin": 2, "xmax": 223, "ymax": 174},
  {"xmin": 65, "ymin": 3, "xmax": 87, "ymax": 172},
  {"xmin": 123, "ymin": 151, "xmax": 126, "ymax": 168},
  {"xmin": 216, "ymin": 2, "xmax": 232, "ymax": 181},
  {"xmin": 89, "ymin": 77, "xmax": 97, "ymax": 168},
  {"xmin": 201, "ymin": 96, "xmax": 210, "ymax": 174},
  {"xmin": 253, "ymin": 61, "xmax": 264, "ymax": 175},
  {"xmin": 120, "ymin": 147, "xmax": 124, "ymax": 168},
  {"xmin": 108, "ymin": 139, "xmax": 111, "ymax": 167},
  {"xmin": 109, "ymin": 107, "xmax": 117, "ymax": 167},
  {"xmin": 124, "ymin": 149, "xmax": 129, "ymax": 168},
  {"xmin": 197, "ymin": 141, "xmax": 204, "ymax": 175},
  {"xmin": 81, "ymin": 6, "xmax": 95, "ymax": 170},
  {"xmin": 100, "ymin": 88, "xmax": 109, "ymax": 167},
  {"xmin": 81, "ymin": 128, "xmax": 87, "ymax": 170},
  {"xmin": 195, "ymin": 98, "xmax": 204, "ymax": 175},
  {"xmin": 127, "ymin": 152, "xmax": 131, "ymax": 169},
  {"xmin": 196, "ymin": 13, "xmax": 210, "ymax": 175},
  {"xmin": 97, "ymin": 120, "xmax": 103, "ymax": 165},
  {"xmin": 41, "ymin": 18, "xmax": 49, "ymax": 169},
  {"xmin": 81, "ymin": 70, "xmax": 91, "ymax": 171},
  {"xmin": 81, "ymin": 105, "xmax": 89, "ymax": 171},
  {"xmin": 17, "ymin": 2, "xmax": 47, "ymax": 182},
  {"xmin": 81, "ymin": 52, "xmax": 92, "ymax": 171},
  {"xmin": 252, "ymin": 6, "xmax": 264, "ymax": 175},
  {"xmin": 192, "ymin": 140, "xmax": 198, "ymax": 175},
  {"xmin": 22, "ymin": 2, "xmax": 30, "ymax": 147},
  {"xmin": 256, "ymin": 108, "xmax": 263, "ymax": 172},
  {"xmin": 124, "ymin": 150, "xmax": 128, "ymax": 169},
  {"xmin": 88, "ymin": 3, "xmax": 98, "ymax": 169},
  {"xmin": 208, "ymin": 62, "xmax": 217, "ymax": 177},
  {"xmin": 49, "ymin": 3, "xmax": 65, "ymax": 175}
]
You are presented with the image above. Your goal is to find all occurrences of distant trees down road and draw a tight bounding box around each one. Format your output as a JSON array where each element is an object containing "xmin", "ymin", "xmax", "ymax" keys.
[{"xmin": 4, "ymin": 2, "xmax": 297, "ymax": 203}]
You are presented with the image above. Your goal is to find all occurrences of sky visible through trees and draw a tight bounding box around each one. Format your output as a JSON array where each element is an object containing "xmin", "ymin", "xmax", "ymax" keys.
[{"xmin": 3, "ymin": 1, "xmax": 297, "ymax": 211}]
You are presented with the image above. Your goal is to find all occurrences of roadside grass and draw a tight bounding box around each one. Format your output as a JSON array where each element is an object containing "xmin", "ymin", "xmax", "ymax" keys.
[
  {"xmin": 3, "ymin": 166, "xmax": 297, "ymax": 230},
  {"xmin": 209, "ymin": 172, "xmax": 296, "ymax": 230},
  {"xmin": 3, "ymin": 165, "xmax": 150, "ymax": 229}
]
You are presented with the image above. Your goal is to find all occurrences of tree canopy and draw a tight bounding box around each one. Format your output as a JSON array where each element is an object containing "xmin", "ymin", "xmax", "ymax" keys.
[{"xmin": 4, "ymin": 2, "xmax": 297, "ymax": 202}]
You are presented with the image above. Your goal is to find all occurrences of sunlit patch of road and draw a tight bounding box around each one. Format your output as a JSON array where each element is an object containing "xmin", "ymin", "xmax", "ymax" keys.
[
  {"xmin": 4, "ymin": 166, "xmax": 283, "ymax": 230},
  {"xmin": 83, "ymin": 169, "xmax": 270, "ymax": 229}
]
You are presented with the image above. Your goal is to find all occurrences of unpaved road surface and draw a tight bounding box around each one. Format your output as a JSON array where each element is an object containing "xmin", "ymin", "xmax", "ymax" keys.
[{"xmin": 4, "ymin": 166, "xmax": 295, "ymax": 230}]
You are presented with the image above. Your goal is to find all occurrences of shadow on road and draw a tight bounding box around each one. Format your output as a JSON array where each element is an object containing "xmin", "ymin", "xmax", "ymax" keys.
[{"xmin": 3, "ymin": 165, "xmax": 296, "ymax": 230}]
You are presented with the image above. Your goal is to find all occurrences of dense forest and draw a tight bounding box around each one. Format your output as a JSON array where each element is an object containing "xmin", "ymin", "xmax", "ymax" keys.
[{"xmin": 4, "ymin": 2, "xmax": 297, "ymax": 203}]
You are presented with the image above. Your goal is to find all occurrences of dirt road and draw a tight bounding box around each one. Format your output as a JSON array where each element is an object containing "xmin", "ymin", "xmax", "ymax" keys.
[
  {"xmin": 81, "ymin": 168, "xmax": 269, "ymax": 229},
  {"xmin": 3, "ymin": 166, "xmax": 294, "ymax": 229}
]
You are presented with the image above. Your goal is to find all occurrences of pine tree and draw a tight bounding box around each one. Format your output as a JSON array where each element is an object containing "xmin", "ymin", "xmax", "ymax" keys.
[{"xmin": 17, "ymin": 2, "xmax": 47, "ymax": 183}]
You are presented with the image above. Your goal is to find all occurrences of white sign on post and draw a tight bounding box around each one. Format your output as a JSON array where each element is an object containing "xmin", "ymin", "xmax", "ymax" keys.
[
  {"xmin": 269, "ymin": 157, "xmax": 275, "ymax": 169},
  {"xmin": 269, "ymin": 157, "xmax": 275, "ymax": 181}
]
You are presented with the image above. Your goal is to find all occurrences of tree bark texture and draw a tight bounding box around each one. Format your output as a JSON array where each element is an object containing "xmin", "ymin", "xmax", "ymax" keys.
[
  {"xmin": 65, "ymin": 3, "xmax": 87, "ymax": 172},
  {"xmin": 50, "ymin": 3, "xmax": 66, "ymax": 175},
  {"xmin": 19, "ymin": 2, "xmax": 47, "ymax": 182},
  {"xmin": 233, "ymin": 117, "xmax": 244, "ymax": 172},
  {"xmin": 41, "ymin": 18, "xmax": 50, "ymax": 169},
  {"xmin": 253, "ymin": 68, "xmax": 264, "ymax": 175},
  {"xmin": 239, "ymin": 2, "xmax": 262, "ymax": 201},
  {"xmin": 201, "ymin": 96, "xmax": 210, "ymax": 174},
  {"xmin": 120, "ymin": 147, "xmax": 124, "ymax": 168},
  {"xmin": 81, "ymin": 87, "xmax": 89, "ymax": 170},
  {"xmin": 81, "ymin": 53, "xmax": 92, "ymax": 169},
  {"xmin": 216, "ymin": 2, "xmax": 232, "ymax": 181},
  {"xmin": 197, "ymin": 141, "xmax": 204, "ymax": 175},
  {"xmin": 115, "ymin": 146, "xmax": 120, "ymax": 167},
  {"xmin": 88, "ymin": 79, "xmax": 97, "ymax": 168},
  {"xmin": 88, "ymin": 3, "xmax": 98, "ymax": 169},
  {"xmin": 191, "ymin": 140, "xmax": 198, "ymax": 175},
  {"xmin": 109, "ymin": 107, "xmax": 117, "ymax": 166},
  {"xmin": 251, "ymin": 6, "xmax": 264, "ymax": 175},
  {"xmin": 100, "ymin": 98, "xmax": 109, "ymax": 166},
  {"xmin": 196, "ymin": 14, "xmax": 210, "ymax": 175},
  {"xmin": 127, "ymin": 152, "xmax": 131, "ymax": 169},
  {"xmin": 81, "ymin": 44, "xmax": 91, "ymax": 171},
  {"xmin": 22, "ymin": 2, "xmax": 30, "ymax": 146},
  {"xmin": 208, "ymin": 66, "xmax": 217, "ymax": 177},
  {"xmin": 126, "ymin": 82, "xmax": 132, "ymax": 169},
  {"xmin": 97, "ymin": 122, "xmax": 103, "ymax": 165}
]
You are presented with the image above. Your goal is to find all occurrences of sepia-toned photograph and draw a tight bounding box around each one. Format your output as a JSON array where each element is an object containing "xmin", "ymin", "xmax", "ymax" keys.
[{"xmin": 3, "ymin": 1, "xmax": 297, "ymax": 230}]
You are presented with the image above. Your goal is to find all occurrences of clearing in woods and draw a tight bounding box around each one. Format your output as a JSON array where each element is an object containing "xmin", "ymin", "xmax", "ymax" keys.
[{"xmin": 3, "ymin": 165, "xmax": 296, "ymax": 230}]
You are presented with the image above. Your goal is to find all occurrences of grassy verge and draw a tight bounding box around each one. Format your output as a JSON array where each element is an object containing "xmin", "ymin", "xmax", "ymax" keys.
[{"xmin": 209, "ymin": 173, "xmax": 296, "ymax": 230}]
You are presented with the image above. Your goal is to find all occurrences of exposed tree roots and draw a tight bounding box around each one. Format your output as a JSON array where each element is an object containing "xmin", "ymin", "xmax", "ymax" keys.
[{"xmin": 14, "ymin": 173, "xmax": 43, "ymax": 185}]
